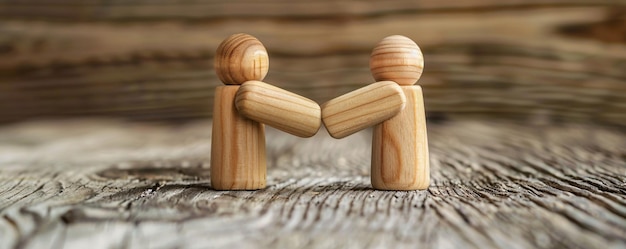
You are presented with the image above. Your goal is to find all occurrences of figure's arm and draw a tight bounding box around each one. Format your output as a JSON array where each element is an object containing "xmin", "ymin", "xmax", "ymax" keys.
[
  {"xmin": 321, "ymin": 81, "xmax": 406, "ymax": 139},
  {"xmin": 235, "ymin": 80, "xmax": 321, "ymax": 138}
]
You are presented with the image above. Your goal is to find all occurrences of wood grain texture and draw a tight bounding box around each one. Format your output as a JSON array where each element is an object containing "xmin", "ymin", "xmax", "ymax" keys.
[
  {"xmin": 211, "ymin": 86, "xmax": 266, "ymax": 190},
  {"xmin": 0, "ymin": 4, "xmax": 625, "ymax": 126},
  {"xmin": 236, "ymin": 80, "xmax": 321, "ymax": 138},
  {"xmin": 0, "ymin": 118, "xmax": 624, "ymax": 248},
  {"xmin": 370, "ymin": 35, "xmax": 424, "ymax": 86},
  {"xmin": 214, "ymin": 33, "xmax": 269, "ymax": 85},
  {"xmin": 372, "ymin": 86, "xmax": 429, "ymax": 190},
  {"xmin": 1, "ymin": 2, "xmax": 626, "ymax": 248},
  {"xmin": 321, "ymin": 81, "xmax": 406, "ymax": 139}
]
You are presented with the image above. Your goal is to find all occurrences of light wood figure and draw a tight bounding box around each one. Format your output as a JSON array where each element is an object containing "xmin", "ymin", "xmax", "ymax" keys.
[
  {"xmin": 212, "ymin": 33, "xmax": 323, "ymax": 190},
  {"xmin": 211, "ymin": 33, "xmax": 269, "ymax": 190},
  {"xmin": 370, "ymin": 35, "xmax": 429, "ymax": 191}
]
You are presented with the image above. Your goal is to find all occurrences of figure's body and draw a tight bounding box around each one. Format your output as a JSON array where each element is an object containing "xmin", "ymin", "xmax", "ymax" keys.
[{"xmin": 211, "ymin": 85, "xmax": 267, "ymax": 190}]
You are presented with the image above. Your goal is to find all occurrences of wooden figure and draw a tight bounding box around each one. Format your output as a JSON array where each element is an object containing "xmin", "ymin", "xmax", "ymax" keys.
[
  {"xmin": 320, "ymin": 35, "xmax": 428, "ymax": 190},
  {"xmin": 370, "ymin": 35, "xmax": 429, "ymax": 190},
  {"xmin": 211, "ymin": 33, "xmax": 269, "ymax": 190},
  {"xmin": 211, "ymin": 33, "xmax": 322, "ymax": 190}
]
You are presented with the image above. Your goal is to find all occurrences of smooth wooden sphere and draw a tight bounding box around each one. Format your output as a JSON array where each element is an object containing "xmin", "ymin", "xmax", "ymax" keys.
[
  {"xmin": 214, "ymin": 33, "xmax": 269, "ymax": 85},
  {"xmin": 369, "ymin": 35, "xmax": 424, "ymax": 86}
]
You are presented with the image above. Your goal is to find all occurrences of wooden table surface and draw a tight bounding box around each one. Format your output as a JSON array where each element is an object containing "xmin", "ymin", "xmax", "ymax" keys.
[{"xmin": 0, "ymin": 118, "xmax": 624, "ymax": 249}]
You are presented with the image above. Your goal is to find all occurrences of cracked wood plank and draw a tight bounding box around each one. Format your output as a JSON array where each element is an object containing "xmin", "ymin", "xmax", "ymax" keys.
[{"xmin": 0, "ymin": 118, "xmax": 624, "ymax": 249}]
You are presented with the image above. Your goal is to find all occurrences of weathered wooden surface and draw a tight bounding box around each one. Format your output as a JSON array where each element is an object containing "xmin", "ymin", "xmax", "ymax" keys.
[
  {"xmin": 0, "ymin": 118, "xmax": 624, "ymax": 249},
  {"xmin": 1, "ymin": 2, "xmax": 626, "ymax": 125}
]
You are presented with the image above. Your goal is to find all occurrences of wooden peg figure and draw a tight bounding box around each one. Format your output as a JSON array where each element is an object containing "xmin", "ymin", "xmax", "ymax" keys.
[
  {"xmin": 370, "ymin": 35, "xmax": 429, "ymax": 190},
  {"xmin": 211, "ymin": 33, "xmax": 322, "ymax": 190},
  {"xmin": 211, "ymin": 33, "xmax": 269, "ymax": 190}
]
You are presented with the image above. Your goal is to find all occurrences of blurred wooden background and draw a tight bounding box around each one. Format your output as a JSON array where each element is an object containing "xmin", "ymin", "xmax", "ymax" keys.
[{"xmin": 1, "ymin": 0, "xmax": 625, "ymax": 126}]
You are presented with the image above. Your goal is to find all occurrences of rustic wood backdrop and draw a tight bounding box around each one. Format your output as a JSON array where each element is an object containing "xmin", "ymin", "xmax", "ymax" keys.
[
  {"xmin": 1, "ymin": 1, "xmax": 625, "ymax": 249},
  {"xmin": 1, "ymin": 0, "xmax": 625, "ymax": 126}
]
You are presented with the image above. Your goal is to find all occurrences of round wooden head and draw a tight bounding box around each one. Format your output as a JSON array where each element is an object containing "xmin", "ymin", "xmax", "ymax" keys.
[
  {"xmin": 369, "ymin": 35, "xmax": 424, "ymax": 86},
  {"xmin": 214, "ymin": 33, "xmax": 269, "ymax": 85}
]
